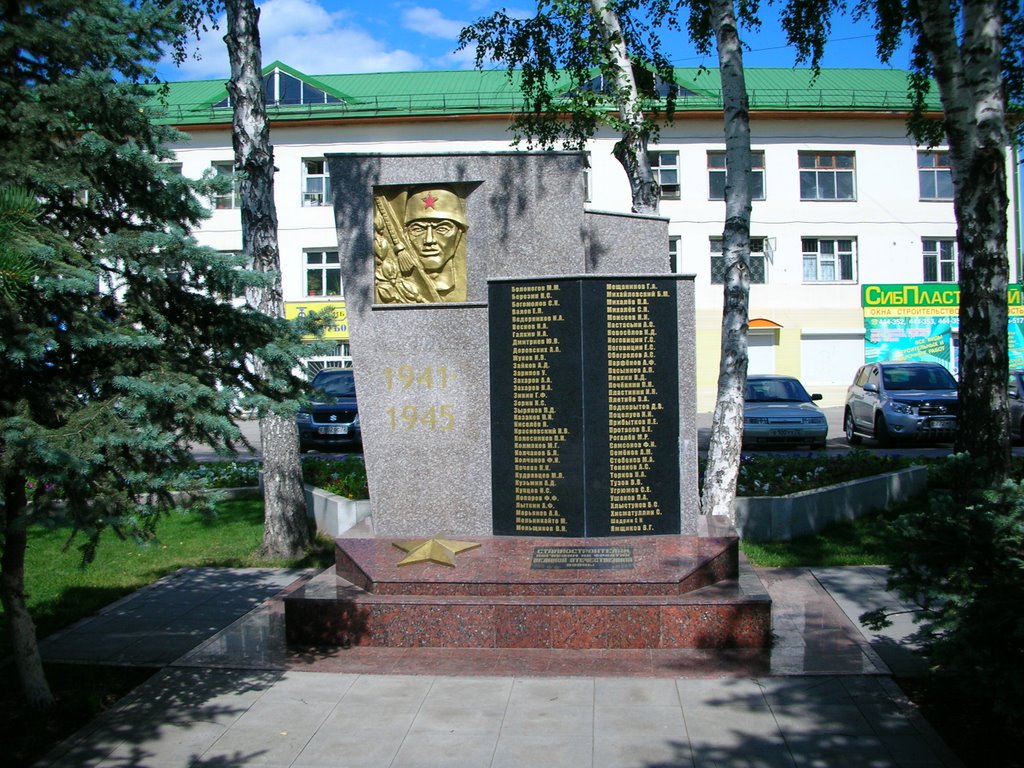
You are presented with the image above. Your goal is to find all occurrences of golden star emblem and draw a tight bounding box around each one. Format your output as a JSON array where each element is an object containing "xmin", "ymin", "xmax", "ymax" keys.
[{"xmin": 392, "ymin": 538, "xmax": 481, "ymax": 567}]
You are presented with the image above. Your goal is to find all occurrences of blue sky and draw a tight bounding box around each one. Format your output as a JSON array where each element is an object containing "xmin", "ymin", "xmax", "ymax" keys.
[{"xmin": 158, "ymin": 0, "xmax": 914, "ymax": 82}]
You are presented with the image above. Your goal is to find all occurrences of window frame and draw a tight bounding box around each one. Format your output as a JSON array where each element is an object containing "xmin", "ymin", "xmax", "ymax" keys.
[
  {"xmin": 650, "ymin": 150, "xmax": 680, "ymax": 200},
  {"xmin": 707, "ymin": 150, "xmax": 765, "ymax": 200},
  {"xmin": 918, "ymin": 151, "xmax": 954, "ymax": 201},
  {"xmin": 798, "ymin": 151, "xmax": 856, "ymax": 201},
  {"xmin": 710, "ymin": 237, "xmax": 768, "ymax": 285},
  {"xmin": 302, "ymin": 159, "xmax": 331, "ymax": 207},
  {"xmin": 922, "ymin": 238, "xmax": 958, "ymax": 282},
  {"xmin": 801, "ymin": 237, "xmax": 857, "ymax": 283},
  {"xmin": 211, "ymin": 161, "xmax": 241, "ymax": 210},
  {"xmin": 669, "ymin": 236, "xmax": 681, "ymax": 272},
  {"xmin": 304, "ymin": 249, "xmax": 342, "ymax": 297}
]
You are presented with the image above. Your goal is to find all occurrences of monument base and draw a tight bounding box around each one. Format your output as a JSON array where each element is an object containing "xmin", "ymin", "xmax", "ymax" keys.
[{"xmin": 284, "ymin": 525, "xmax": 772, "ymax": 650}]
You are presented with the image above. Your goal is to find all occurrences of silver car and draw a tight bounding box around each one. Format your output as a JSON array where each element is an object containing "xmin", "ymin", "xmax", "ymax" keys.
[
  {"xmin": 743, "ymin": 374, "xmax": 828, "ymax": 449},
  {"xmin": 844, "ymin": 362, "xmax": 958, "ymax": 446}
]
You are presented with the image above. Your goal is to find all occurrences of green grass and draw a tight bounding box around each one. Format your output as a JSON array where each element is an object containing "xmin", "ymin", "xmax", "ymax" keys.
[
  {"xmin": 739, "ymin": 499, "xmax": 914, "ymax": 567},
  {"xmin": 5, "ymin": 498, "xmax": 333, "ymax": 659}
]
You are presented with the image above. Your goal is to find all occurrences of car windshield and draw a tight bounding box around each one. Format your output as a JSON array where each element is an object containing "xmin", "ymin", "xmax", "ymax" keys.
[
  {"xmin": 881, "ymin": 366, "xmax": 957, "ymax": 391},
  {"xmin": 745, "ymin": 378, "xmax": 812, "ymax": 403},
  {"xmin": 312, "ymin": 370, "xmax": 356, "ymax": 396}
]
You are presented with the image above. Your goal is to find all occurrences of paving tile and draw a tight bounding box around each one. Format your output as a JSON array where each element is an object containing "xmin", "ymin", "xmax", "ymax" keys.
[
  {"xmin": 595, "ymin": 677, "xmax": 681, "ymax": 707},
  {"xmin": 491, "ymin": 731, "xmax": 594, "ymax": 768},
  {"xmin": 293, "ymin": 724, "xmax": 407, "ymax": 767},
  {"xmin": 388, "ymin": 729, "xmax": 500, "ymax": 768},
  {"xmin": 507, "ymin": 676, "xmax": 595, "ymax": 707},
  {"xmin": 105, "ymin": 720, "xmax": 232, "ymax": 764}
]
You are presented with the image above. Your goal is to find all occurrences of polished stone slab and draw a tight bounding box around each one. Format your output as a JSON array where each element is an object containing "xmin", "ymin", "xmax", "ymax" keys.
[{"xmin": 284, "ymin": 534, "xmax": 771, "ymax": 650}]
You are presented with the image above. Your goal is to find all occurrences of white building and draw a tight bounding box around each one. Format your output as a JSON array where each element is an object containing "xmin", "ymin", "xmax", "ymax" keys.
[{"xmin": 153, "ymin": 62, "xmax": 1022, "ymax": 410}]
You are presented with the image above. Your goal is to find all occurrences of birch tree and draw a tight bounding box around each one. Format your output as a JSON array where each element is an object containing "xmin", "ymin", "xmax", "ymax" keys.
[
  {"xmin": 795, "ymin": 0, "xmax": 1022, "ymax": 485},
  {"xmin": 459, "ymin": 0, "xmax": 674, "ymax": 213},
  {"xmin": 463, "ymin": 0, "xmax": 758, "ymax": 521},
  {"xmin": 687, "ymin": 0, "xmax": 755, "ymax": 519},
  {"xmin": 222, "ymin": 0, "xmax": 311, "ymax": 557}
]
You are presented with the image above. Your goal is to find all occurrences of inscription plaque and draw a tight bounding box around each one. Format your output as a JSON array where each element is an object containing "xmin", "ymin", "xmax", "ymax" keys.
[
  {"xmin": 530, "ymin": 545, "xmax": 635, "ymax": 570},
  {"xmin": 489, "ymin": 277, "xmax": 681, "ymax": 537}
]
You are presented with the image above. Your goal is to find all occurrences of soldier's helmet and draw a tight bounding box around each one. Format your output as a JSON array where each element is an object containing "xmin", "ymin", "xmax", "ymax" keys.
[{"xmin": 404, "ymin": 187, "xmax": 467, "ymax": 229}]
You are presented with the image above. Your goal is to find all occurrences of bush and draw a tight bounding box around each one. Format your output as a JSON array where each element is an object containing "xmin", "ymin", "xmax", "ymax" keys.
[
  {"xmin": 862, "ymin": 453, "xmax": 1024, "ymax": 733},
  {"xmin": 301, "ymin": 456, "xmax": 369, "ymax": 500},
  {"xmin": 175, "ymin": 461, "xmax": 262, "ymax": 489},
  {"xmin": 700, "ymin": 451, "xmax": 915, "ymax": 497}
]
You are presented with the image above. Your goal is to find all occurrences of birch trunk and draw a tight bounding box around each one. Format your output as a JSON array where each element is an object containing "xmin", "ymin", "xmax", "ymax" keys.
[
  {"xmin": 224, "ymin": 0, "xmax": 310, "ymax": 557},
  {"xmin": 1, "ymin": 477, "xmax": 54, "ymax": 709},
  {"xmin": 700, "ymin": 0, "xmax": 753, "ymax": 522},
  {"xmin": 590, "ymin": 0, "xmax": 660, "ymax": 214},
  {"xmin": 916, "ymin": 0, "xmax": 1010, "ymax": 483}
]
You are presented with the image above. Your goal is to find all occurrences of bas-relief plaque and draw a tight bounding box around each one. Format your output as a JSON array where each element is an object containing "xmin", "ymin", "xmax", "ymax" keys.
[
  {"xmin": 373, "ymin": 185, "xmax": 469, "ymax": 304},
  {"xmin": 489, "ymin": 277, "xmax": 681, "ymax": 537}
]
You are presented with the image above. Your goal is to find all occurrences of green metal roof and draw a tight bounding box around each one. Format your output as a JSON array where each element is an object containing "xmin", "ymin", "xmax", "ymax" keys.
[{"xmin": 145, "ymin": 64, "xmax": 938, "ymax": 127}]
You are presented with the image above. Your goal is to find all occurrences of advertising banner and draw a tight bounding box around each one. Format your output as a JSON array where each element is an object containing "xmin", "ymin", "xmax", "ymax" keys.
[
  {"xmin": 283, "ymin": 300, "xmax": 349, "ymax": 340},
  {"xmin": 862, "ymin": 284, "xmax": 1024, "ymax": 374}
]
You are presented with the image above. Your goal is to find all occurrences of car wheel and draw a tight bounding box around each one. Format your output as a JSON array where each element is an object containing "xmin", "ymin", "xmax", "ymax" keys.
[
  {"xmin": 874, "ymin": 413, "xmax": 892, "ymax": 447},
  {"xmin": 844, "ymin": 409, "xmax": 862, "ymax": 446}
]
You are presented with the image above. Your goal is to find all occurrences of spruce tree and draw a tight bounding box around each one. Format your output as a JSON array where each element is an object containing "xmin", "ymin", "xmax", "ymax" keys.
[{"xmin": 0, "ymin": 0, "xmax": 311, "ymax": 707}]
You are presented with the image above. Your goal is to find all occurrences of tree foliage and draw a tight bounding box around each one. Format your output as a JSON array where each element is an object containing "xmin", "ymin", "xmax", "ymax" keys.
[
  {"xmin": 863, "ymin": 454, "xmax": 1024, "ymax": 733},
  {"xmin": 0, "ymin": 0, "xmax": 314, "ymax": 707}
]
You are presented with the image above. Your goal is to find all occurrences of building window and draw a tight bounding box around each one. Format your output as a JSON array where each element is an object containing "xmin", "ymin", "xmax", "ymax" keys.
[
  {"xmin": 305, "ymin": 250, "xmax": 342, "ymax": 297},
  {"xmin": 918, "ymin": 151, "xmax": 953, "ymax": 200},
  {"xmin": 215, "ymin": 68, "xmax": 344, "ymax": 108},
  {"xmin": 669, "ymin": 236, "xmax": 681, "ymax": 272},
  {"xmin": 211, "ymin": 161, "xmax": 240, "ymax": 209},
  {"xmin": 802, "ymin": 238, "xmax": 856, "ymax": 282},
  {"xmin": 302, "ymin": 159, "xmax": 331, "ymax": 207},
  {"xmin": 923, "ymin": 238, "xmax": 957, "ymax": 282},
  {"xmin": 708, "ymin": 151, "xmax": 765, "ymax": 200},
  {"xmin": 710, "ymin": 237, "xmax": 767, "ymax": 284},
  {"xmin": 650, "ymin": 150, "xmax": 680, "ymax": 199},
  {"xmin": 798, "ymin": 152, "xmax": 855, "ymax": 200}
]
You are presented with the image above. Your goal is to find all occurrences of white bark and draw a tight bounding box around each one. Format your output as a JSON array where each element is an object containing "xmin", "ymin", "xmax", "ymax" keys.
[
  {"xmin": 700, "ymin": 0, "xmax": 754, "ymax": 522},
  {"xmin": 224, "ymin": 0, "xmax": 311, "ymax": 557},
  {"xmin": 590, "ymin": 0, "xmax": 660, "ymax": 213},
  {"xmin": 916, "ymin": 0, "xmax": 1010, "ymax": 481}
]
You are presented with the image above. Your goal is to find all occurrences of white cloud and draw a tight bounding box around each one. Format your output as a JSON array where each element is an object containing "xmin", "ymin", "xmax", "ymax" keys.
[
  {"xmin": 161, "ymin": 0, "xmax": 422, "ymax": 80},
  {"xmin": 401, "ymin": 7, "xmax": 467, "ymax": 40}
]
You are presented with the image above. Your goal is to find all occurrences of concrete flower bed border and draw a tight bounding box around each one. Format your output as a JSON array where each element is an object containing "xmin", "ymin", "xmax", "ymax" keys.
[
  {"xmin": 734, "ymin": 465, "xmax": 928, "ymax": 542},
  {"xmin": 303, "ymin": 484, "xmax": 372, "ymax": 537},
  {"xmin": 232, "ymin": 465, "xmax": 926, "ymax": 542}
]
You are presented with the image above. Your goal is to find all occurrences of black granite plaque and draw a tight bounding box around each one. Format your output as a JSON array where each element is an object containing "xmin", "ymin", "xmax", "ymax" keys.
[
  {"xmin": 490, "ymin": 277, "xmax": 681, "ymax": 537},
  {"xmin": 530, "ymin": 545, "xmax": 635, "ymax": 570}
]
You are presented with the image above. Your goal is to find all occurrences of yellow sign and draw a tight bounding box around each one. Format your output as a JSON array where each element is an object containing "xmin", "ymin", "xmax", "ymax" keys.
[{"xmin": 284, "ymin": 300, "xmax": 349, "ymax": 340}]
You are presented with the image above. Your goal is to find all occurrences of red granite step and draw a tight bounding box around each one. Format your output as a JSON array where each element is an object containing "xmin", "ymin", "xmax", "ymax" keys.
[{"xmin": 283, "ymin": 535, "xmax": 772, "ymax": 650}]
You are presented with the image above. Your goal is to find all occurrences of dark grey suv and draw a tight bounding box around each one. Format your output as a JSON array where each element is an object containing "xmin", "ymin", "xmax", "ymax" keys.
[
  {"xmin": 296, "ymin": 368, "xmax": 361, "ymax": 453},
  {"xmin": 844, "ymin": 362, "xmax": 958, "ymax": 446}
]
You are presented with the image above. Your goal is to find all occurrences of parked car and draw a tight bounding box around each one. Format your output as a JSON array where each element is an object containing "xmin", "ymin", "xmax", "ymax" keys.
[
  {"xmin": 296, "ymin": 368, "xmax": 361, "ymax": 453},
  {"xmin": 1008, "ymin": 370, "xmax": 1024, "ymax": 443},
  {"xmin": 742, "ymin": 374, "xmax": 828, "ymax": 449},
  {"xmin": 844, "ymin": 361, "xmax": 958, "ymax": 446}
]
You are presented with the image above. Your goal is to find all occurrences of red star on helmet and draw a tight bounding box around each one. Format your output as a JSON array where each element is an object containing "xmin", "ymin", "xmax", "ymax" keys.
[{"xmin": 421, "ymin": 193, "xmax": 439, "ymax": 209}]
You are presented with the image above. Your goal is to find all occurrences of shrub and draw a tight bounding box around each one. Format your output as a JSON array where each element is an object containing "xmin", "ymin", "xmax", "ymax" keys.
[
  {"xmin": 175, "ymin": 461, "xmax": 262, "ymax": 489},
  {"xmin": 699, "ymin": 451, "xmax": 915, "ymax": 497},
  {"xmin": 862, "ymin": 453, "xmax": 1024, "ymax": 733},
  {"xmin": 301, "ymin": 456, "xmax": 369, "ymax": 500}
]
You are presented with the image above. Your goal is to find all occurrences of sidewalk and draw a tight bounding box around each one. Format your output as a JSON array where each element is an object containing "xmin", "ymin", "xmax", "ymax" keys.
[{"xmin": 37, "ymin": 566, "xmax": 960, "ymax": 768}]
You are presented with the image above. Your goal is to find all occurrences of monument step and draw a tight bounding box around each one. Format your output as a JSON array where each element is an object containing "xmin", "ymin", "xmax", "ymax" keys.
[
  {"xmin": 333, "ymin": 534, "xmax": 740, "ymax": 597},
  {"xmin": 283, "ymin": 537, "xmax": 772, "ymax": 650}
]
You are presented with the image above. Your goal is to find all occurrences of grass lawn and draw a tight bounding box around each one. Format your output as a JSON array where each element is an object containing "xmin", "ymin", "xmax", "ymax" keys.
[{"xmin": 739, "ymin": 501, "xmax": 908, "ymax": 567}]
